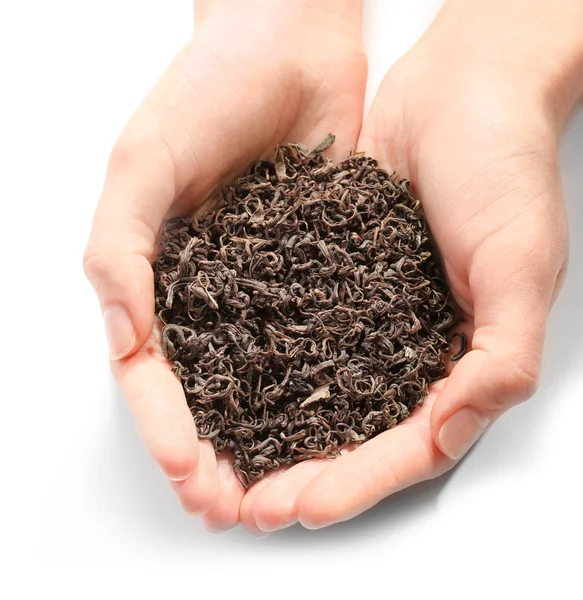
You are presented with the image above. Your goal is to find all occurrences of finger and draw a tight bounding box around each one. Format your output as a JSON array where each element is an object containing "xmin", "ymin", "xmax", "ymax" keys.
[
  {"xmin": 83, "ymin": 155, "xmax": 168, "ymax": 361},
  {"xmin": 431, "ymin": 214, "xmax": 567, "ymax": 461},
  {"xmin": 202, "ymin": 454, "xmax": 245, "ymax": 533},
  {"xmin": 247, "ymin": 460, "xmax": 330, "ymax": 533},
  {"xmin": 296, "ymin": 383, "xmax": 451, "ymax": 529},
  {"xmin": 83, "ymin": 72, "xmax": 183, "ymax": 361},
  {"xmin": 112, "ymin": 326, "xmax": 199, "ymax": 481},
  {"xmin": 239, "ymin": 469, "xmax": 288, "ymax": 537},
  {"xmin": 171, "ymin": 440, "xmax": 219, "ymax": 514}
]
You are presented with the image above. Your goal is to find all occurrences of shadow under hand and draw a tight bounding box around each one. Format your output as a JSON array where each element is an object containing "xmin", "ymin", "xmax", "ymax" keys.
[
  {"xmin": 252, "ymin": 470, "xmax": 456, "ymax": 547},
  {"xmin": 99, "ymin": 384, "xmax": 200, "ymax": 543},
  {"xmin": 107, "ymin": 379, "xmax": 456, "ymax": 547}
]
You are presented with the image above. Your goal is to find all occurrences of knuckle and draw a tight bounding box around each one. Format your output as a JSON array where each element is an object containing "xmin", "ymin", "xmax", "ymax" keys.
[
  {"xmin": 107, "ymin": 135, "xmax": 141, "ymax": 176},
  {"xmin": 105, "ymin": 129, "xmax": 178, "ymax": 202},
  {"xmin": 178, "ymin": 487, "xmax": 216, "ymax": 515},
  {"xmin": 157, "ymin": 448, "xmax": 196, "ymax": 482},
  {"xmin": 553, "ymin": 259, "xmax": 569, "ymax": 302},
  {"xmin": 107, "ymin": 127, "xmax": 175, "ymax": 181},
  {"xmin": 497, "ymin": 360, "xmax": 540, "ymax": 405},
  {"xmin": 82, "ymin": 248, "xmax": 108, "ymax": 287}
]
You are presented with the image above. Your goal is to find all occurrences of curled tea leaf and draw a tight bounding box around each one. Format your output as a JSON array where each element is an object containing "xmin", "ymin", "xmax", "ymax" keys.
[{"xmin": 153, "ymin": 137, "xmax": 463, "ymax": 486}]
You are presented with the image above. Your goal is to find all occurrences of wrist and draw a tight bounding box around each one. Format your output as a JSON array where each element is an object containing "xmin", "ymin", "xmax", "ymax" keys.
[
  {"xmin": 196, "ymin": 0, "xmax": 362, "ymax": 28},
  {"xmin": 436, "ymin": 0, "xmax": 583, "ymax": 127}
]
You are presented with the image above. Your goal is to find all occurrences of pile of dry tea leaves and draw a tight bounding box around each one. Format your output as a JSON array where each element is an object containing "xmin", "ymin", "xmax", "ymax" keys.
[{"xmin": 154, "ymin": 135, "xmax": 461, "ymax": 487}]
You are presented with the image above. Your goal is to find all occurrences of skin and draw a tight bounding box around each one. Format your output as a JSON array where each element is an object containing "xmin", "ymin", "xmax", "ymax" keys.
[{"xmin": 84, "ymin": 0, "xmax": 583, "ymax": 533}]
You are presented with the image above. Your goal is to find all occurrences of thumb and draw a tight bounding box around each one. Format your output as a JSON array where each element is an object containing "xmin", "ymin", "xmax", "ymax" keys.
[
  {"xmin": 83, "ymin": 136, "xmax": 174, "ymax": 359},
  {"xmin": 430, "ymin": 211, "xmax": 567, "ymax": 460}
]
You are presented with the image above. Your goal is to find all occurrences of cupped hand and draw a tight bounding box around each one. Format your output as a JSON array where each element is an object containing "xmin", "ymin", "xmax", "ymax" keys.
[
  {"xmin": 240, "ymin": 0, "xmax": 578, "ymax": 532},
  {"xmin": 83, "ymin": 0, "xmax": 366, "ymax": 532}
]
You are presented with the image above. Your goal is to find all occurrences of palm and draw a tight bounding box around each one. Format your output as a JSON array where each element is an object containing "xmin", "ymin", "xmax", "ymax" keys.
[{"xmin": 162, "ymin": 9, "xmax": 367, "ymax": 218}]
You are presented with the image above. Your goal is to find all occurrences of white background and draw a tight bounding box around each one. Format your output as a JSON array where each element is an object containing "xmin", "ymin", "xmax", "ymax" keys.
[{"xmin": 1, "ymin": 1, "xmax": 582, "ymax": 597}]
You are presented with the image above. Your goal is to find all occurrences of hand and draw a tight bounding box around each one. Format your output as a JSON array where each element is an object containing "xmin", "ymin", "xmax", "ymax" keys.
[
  {"xmin": 239, "ymin": 0, "xmax": 583, "ymax": 532},
  {"xmin": 83, "ymin": 0, "xmax": 366, "ymax": 531}
]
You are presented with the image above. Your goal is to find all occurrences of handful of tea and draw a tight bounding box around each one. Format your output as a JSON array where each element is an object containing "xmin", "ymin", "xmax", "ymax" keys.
[{"xmin": 153, "ymin": 135, "xmax": 461, "ymax": 487}]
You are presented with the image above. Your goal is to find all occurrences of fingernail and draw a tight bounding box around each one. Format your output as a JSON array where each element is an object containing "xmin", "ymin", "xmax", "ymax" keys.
[
  {"xmin": 438, "ymin": 407, "xmax": 490, "ymax": 460},
  {"xmin": 248, "ymin": 528, "xmax": 270, "ymax": 538},
  {"xmin": 168, "ymin": 473, "xmax": 190, "ymax": 482},
  {"xmin": 299, "ymin": 518, "xmax": 327, "ymax": 531},
  {"xmin": 257, "ymin": 516, "xmax": 297, "ymax": 533},
  {"xmin": 103, "ymin": 304, "xmax": 135, "ymax": 360},
  {"xmin": 204, "ymin": 524, "xmax": 226, "ymax": 534},
  {"xmin": 176, "ymin": 498, "xmax": 203, "ymax": 516}
]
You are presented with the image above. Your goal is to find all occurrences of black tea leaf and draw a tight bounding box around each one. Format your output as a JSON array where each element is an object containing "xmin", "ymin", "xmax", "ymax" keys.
[{"xmin": 153, "ymin": 137, "xmax": 461, "ymax": 487}]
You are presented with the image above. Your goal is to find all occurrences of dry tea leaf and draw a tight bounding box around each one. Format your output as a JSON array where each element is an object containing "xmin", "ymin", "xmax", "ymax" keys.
[
  {"xmin": 153, "ymin": 136, "xmax": 462, "ymax": 487},
  {"xmin": 300, "ymin": 384, "xmax": 331, "ymax": 409}
]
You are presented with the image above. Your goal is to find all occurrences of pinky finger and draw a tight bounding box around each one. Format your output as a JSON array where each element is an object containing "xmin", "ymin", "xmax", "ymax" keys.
[{"xmin": 171, "ymin": 440, "xmax": 220, "ymax": 515}]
